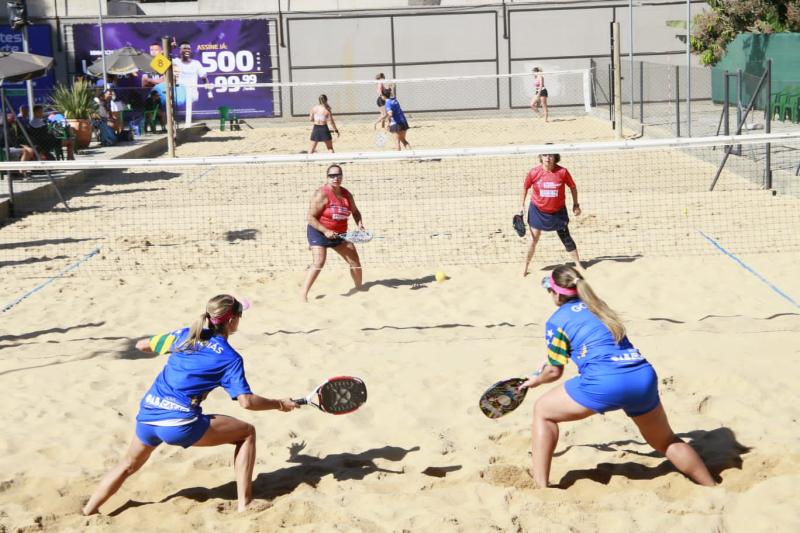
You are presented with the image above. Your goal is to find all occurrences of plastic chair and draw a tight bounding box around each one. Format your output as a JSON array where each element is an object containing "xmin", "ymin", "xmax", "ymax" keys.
[
  {"xmin": 218, "ymin": 106, "xmax": 230, "ymax": 131},
  {"xmin": 784, "ymin": 86, "xmax": 800, "ymax": 123},
  {"xmin": 771, "ymin": 88, "xmax": 789, "ymax": 121},
  {"xmin": 144, "ymin": 108, "xmax": 161, "ymax": 134}
]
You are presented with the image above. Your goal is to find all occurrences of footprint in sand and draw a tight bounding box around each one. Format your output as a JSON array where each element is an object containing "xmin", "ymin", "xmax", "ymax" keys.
[{"xmin": 480, "ymin": 464, "xmax": 536, "ymax": 489}]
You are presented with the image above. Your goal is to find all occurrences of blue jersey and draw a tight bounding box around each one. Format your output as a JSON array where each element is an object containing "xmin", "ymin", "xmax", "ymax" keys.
[
  {"xmin": 544, "ymin": 300, "xmax": 647, "ymax": 375},
  {"xmin": 136, "ymin": 328, "xmax": 252, "ymax": 423},
  {"xmin": 385, "ymin": 98, "xmax": 407, "ymax": 125}
]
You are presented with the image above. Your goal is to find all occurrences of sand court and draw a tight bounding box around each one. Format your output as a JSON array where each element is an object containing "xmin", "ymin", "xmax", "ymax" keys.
[{"xmin": 1, "ymin": 114, "xmax": 799, "ymax": 531}]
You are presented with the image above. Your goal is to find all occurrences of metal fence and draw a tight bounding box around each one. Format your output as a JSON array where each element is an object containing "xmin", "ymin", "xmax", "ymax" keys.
[{"xmin": 592, "ymin": 57, "xmax": 715, "ymax": 138}]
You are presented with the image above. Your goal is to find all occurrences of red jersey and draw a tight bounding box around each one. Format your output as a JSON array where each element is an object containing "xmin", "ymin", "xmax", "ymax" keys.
[
  {"xmin": 318, "ymin": 185, "xmax": 351, "ymax": 233},
  {"xmin": 524, "ymin": 165, "xmax": 576, "ymax": 214}
]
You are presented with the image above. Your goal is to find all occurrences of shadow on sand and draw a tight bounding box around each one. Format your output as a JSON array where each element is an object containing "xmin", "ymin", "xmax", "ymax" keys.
[
  {"xmin": 555, "ymin": 427, "xmax": 750, "ymax": 488},
  {"xmin": 109, "ymin": 443, "xmax": 420, "ymax": 515}
]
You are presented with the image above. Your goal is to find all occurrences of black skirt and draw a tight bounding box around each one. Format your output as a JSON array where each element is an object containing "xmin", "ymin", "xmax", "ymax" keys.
[{"xmin": 310, "ymin": 124, "xmax": 332, "ymax": 142}]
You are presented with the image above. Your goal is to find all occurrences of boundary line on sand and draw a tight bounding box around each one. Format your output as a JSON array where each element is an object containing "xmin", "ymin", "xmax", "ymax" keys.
[
  {"xmin": 2, "ymin": 247, "xmax": 101, "ymax": 314},
  {"xmin": 698, "ymin": 231, "xmax": 800, "ymax": 309}
]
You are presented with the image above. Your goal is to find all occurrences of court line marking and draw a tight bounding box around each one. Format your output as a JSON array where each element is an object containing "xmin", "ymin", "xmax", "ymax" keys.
[
  {"xmin": 698, "ymin": 231, "xmax": 800, "ymax": 309},
  {"xmin": 2, "ymin": 247, "xmax": 101, "ymax": 314}
]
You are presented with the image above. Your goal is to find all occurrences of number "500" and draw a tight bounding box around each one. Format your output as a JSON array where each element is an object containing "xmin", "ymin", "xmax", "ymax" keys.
[{"xmin": 201, "ymin": 51, "xmax": 255, "ymax": 73}]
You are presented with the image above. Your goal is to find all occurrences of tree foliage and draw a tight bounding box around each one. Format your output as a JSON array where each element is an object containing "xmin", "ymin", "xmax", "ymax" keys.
[{"xmin": 691, "ymin": 0, "xmax": 800, "ymax": 65}]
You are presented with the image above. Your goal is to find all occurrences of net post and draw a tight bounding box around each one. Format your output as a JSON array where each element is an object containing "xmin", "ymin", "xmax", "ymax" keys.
[
  {"xmin": 1, "ymin": 87, "xmax": 14, "ymax": 218},
  {"xmin": 612, "ymin": 22, "xmax": 623, "ymax": 139},
  {"xmin": 723, "ymin": 71, "xmax": 730, "ymax": 136},
  {"xmin": 162, "ymin": 35, "xmax": 176, "ymax": 158},
  {"xmin": 675, "ymin": 66, "xmax": 681, "ymax": 137},
  {"xmin": 765, "ymin": 59, "xmax": 772, "ymax": 190},
  {"xmin": 735, "ymin": 69, "xmax": 742, "ymax": 155},
  {"xmin": 638, "ymin": 61, "xmax": 644, "ymax": 123},
  {"xmin": 607, "ymin": 63, "xmax": 613, "ymax": 123}
]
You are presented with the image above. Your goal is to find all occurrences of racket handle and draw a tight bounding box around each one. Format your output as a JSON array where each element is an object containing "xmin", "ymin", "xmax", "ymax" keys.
[{"xmin": 292, "ymin": 398, "xmax": 307, "ymax": 405}]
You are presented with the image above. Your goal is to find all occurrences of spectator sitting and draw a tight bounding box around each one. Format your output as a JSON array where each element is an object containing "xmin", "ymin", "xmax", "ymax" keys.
[
  {"xmin": 109, "ymin": 91, "xmax": 124, "ymax": 134},
  {"xmin": 28, "ymin": 105, "xmax": 74, "ymax": 160},
  {"xmin": 144, "ymin": 90, "xmax": 166, "ymax": 133},
  {"xmin": 1, "ymin": 114, "xmax": 36, "ymax": 177},
  {"xmin": 16, "ymin": 104, "xmax": 30, "ymax": 127}
]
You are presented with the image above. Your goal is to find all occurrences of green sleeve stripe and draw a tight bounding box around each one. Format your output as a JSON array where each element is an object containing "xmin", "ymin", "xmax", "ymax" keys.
[
  {"xmin": 151, "ymin": 334, "xmax": 176, "ymax": 355},
  {"xmin": 548, "ymin": 351, "xmax": 568, "ymax": 366}
]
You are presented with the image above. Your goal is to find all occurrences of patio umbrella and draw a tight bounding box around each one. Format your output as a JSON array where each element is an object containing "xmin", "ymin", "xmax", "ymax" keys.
[
  {"xmin": 0, "ymin": 50, "xmax": 54, "ymax": 83},
  {"xmin": 87, "ymin": 46, "xmax": 156, "ymax": 77}
]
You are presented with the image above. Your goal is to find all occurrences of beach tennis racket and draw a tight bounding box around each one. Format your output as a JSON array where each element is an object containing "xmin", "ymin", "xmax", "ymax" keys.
[
  {"xmin": 292, "ymin": 376, "xmax": 367, "ymax": 415},
  {"xmin": 338, "ymin": 230, "xmax": 374, "ymax": 243},
  {"xmin": 512, "ymin": 213, "xmax": 526, "ymax": 237},
  {"xmin": 479, "ymin": 378, "xmax": 529, "ymax": 419}
]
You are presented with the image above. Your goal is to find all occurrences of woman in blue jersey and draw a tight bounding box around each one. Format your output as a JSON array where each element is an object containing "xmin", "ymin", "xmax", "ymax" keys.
[
  {"xmin": 82, "ymin": 295, "xmax": 298, "ymax": 515},
  {"xmin": 519, "ymin": 265, "xmax": 715, "ymax": 488},
  {"xmin": 383, "ymin": 88, "xmax": 411, "ymax": 151}
]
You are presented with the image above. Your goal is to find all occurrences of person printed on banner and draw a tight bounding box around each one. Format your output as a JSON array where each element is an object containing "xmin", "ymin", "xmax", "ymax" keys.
[
  {"xmin": 383, "ymin": 88, "xmax": 411, "ymax": 151},
  {"xmin": 373, "ymin": 73, "xmax": 389, "ymax": 130},
  {"xmin": 173, "ymin": 41, "xmax": 213, "ymax": 107},
  {"xmin": 301, "ymin": 164, "xmax": 365, "ymax": 302},
  {"xmin": 530, "ymin": 67, "xmax": 549, "ymax": 122},
  {"xmin": 517, "ymin": 264, "xmax": 716, "ymax": 489},
  {"xmin": 81, "ymin": 295, "xmax": 298, "ymax": 516},
  {"xmin": 519, "ymin": 149, "xmax": 582, "ymax": 277},
  {"xmin": 308, "ymin": 94, "xmax": 339, "ymax": 154},
  {"xmin": 142, "ymin": 41, "xmax": 166, "ymax": 89}
]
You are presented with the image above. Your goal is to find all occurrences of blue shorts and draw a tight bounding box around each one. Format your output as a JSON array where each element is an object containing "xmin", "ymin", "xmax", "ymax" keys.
[
  {"xmin": 565, "ymin": 364, "xmax": 660, "ymax": 417},
  {"xmin": 528, "ymin": 204, "xmax": 569, "ymax": 231},
  {"xmin": 135, "ymin": 414, "xmax": 211, "ymax": 448},
  {"xmin": 307, "ymin": 225, "xmax": 344, "ymax": 248}
]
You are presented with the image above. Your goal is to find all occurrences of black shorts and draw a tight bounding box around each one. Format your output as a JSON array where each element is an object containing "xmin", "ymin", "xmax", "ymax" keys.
[
  {"xmin": 376, "ymin": 96, "xmax": 386, "ymax": 107},
  {"xmin": 310, "ymin": 124, "xmax": 332, "ymax": 142},
  {"xmin": 389, "ymin": 120, "xmax": 409, "ymax": 133},
  {"xmin": 537, "ymin": 88, "xmax": 549, "ymax": 98}
]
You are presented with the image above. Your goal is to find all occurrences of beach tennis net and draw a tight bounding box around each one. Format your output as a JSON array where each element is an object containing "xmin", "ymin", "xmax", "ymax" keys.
[{"xmin": 1, "ymin": 132, "xmax": 799, "ymax": 277}]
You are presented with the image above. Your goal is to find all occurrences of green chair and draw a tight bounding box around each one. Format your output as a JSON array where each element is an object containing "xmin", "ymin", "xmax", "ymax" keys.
[
  {"xmin": 771, "ymin": 88, "xmax": 790, "ymax": 121},
  {"xmin": 218, "ymin": 106, "xmax": 230, "ymax": 131},
  {"xmin": 144, "ymin": 108, "xmax": 161, "ymax": 134},
  {"xmin": 784, "ymin": 86, "xmax": 800, "ymax": 123}
]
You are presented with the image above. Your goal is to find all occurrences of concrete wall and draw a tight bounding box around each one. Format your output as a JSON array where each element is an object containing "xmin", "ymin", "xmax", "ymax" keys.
[{"xmin": 7, "ymin": 0, "xmax": 710, "ymax": 117}]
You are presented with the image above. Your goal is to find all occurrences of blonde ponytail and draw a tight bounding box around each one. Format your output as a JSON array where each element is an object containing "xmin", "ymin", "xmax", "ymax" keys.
[
  {"xmin": 552, "ymin": 266, "xmax": 627, "ymax": 343},
  {"xmin": 177, "ymin": 294, "xmax": 238, "ymax": 352}
]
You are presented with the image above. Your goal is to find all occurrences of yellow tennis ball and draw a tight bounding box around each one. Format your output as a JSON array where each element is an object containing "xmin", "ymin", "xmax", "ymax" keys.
[{"xmin": 435, "ymin": 270, "xmax": 446, "ymax": 282}]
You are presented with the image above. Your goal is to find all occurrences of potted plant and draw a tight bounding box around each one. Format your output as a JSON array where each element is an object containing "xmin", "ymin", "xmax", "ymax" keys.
[{"xmin": 50, "ymin": 79, "xmax": 96, "ymax": 149}]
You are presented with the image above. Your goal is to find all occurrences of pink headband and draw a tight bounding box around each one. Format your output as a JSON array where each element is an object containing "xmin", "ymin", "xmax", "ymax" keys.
[
  {"xmin": 208, "ymin": 297, "xmax": 251, "ymax": 325},
  {"xmin": 547, "ymin": 273, "xmax": 578, "ymax": 296}
]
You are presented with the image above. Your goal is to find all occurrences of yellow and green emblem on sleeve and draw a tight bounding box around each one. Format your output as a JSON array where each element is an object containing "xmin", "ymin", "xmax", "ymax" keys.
[
  {"xmin": 547, "ymin": 327, "xmax": 571, "ymax": 366},
  {"xmin": 149, "ymin": 333, "xmax": 177, "ymax": 355}
]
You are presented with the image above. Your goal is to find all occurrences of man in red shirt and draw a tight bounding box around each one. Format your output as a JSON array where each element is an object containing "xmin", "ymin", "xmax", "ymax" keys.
[{"xmin": 519, "ymin": 151, "xmax": 582, "ymax": 276}]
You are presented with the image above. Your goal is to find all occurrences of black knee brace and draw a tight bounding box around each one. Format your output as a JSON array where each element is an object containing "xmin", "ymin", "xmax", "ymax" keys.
[{"xmin": 556, "ymin": 227, "xmax": 577, "ymax": 252}]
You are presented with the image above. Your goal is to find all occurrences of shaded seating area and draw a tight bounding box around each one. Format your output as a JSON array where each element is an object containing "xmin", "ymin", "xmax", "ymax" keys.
[
  {"xmin": 218, "ymin": 106, "xmax": 252, "ymax": 131},
  {"xmin": 771, "ymin": 86, "xmax": 800, "ymax": 123}
]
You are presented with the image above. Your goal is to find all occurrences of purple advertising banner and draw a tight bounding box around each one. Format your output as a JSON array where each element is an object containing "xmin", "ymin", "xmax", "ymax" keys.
[
  {"xmin": 71, "ymin": 19, "xmax": 273, "ymax": 118},
  {"xmin": 1, "ymin": 24, "xmax": 55, "ymax": 109}
]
